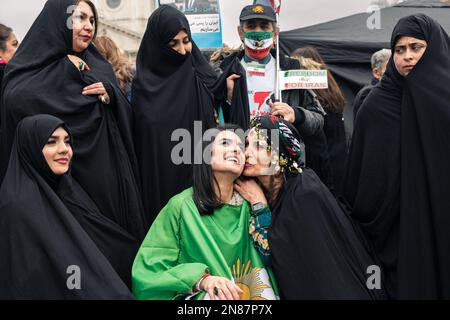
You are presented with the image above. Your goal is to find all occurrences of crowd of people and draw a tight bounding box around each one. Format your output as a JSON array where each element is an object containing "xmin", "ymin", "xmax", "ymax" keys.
[{"xmin": 0, "ymin": 0, "xmax": 449, "ymax": 300}]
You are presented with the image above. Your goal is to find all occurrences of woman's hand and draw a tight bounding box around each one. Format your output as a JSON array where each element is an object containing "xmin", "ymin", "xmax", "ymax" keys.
[
  {"xmin": 234, "ymin": 178, "xmax": 268, "ymax": 206},
  {"xmin": 82, "ymin": 82, "xmax": 110, "ymax": 105},
  {"xmin": 226, "ymin": 74, "xmax": 240, "ymax": 103},
  {"xmin": 67, "ymin": 55, "xmax": 110, "ymax": 104},
  {"xmin": 200, "ymin": 276, "xmax": 243, "ymax": 300},
  {"xmin": 67, "ymin": 54, "xmax": 90, "ymax": 71}
]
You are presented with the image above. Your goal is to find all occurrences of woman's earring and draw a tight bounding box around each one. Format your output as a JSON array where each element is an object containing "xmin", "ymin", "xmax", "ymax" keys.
[{"xmin": 271, "ymin": 157, "xmax": 279, "ymax": 174}]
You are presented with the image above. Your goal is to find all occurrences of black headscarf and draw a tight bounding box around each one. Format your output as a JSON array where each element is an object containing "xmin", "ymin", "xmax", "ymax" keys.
[
  {"xmin": 0, "ymin": 115, "xmax": 133, "ymax": 299},
  {"xmin": 0, "ymin": 0, "xmax": 146, "ymax": 239},
  {"xmin": 131, "ymin": 5, "xmax": 217, "ymax": 225},
  {"xmin": 250, "ymin": 116, "xmax": 385, "ymax": 300},
  {"xmin": 344, "ymin": 14, "xmax": 450, "ymax": 299}
]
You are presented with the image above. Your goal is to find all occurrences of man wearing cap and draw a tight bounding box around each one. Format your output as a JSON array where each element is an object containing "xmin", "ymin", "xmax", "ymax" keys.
[{"xmin": 216, "ymin": 4, "xmax": 333, "ymax": 191}]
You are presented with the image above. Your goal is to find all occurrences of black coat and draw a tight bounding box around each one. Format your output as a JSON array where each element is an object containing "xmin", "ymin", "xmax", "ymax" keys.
[
  {"xmin": 0, "ymin": 63, "xmax": 5, "ymax": 136},
  {"xmin": 352, "ymin": 77, "xmax": 378, "ymax": 122},
  {"xmin": 323, "ymin": 110, "xmax": 347, "ymax": 195},
  {"xmin": 0, "ymin": 63, "xmax": 5, "ymax": 94}
]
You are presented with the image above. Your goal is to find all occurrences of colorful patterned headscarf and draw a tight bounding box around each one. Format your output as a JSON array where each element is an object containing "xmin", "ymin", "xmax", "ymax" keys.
[{"xmin": 250, "ymin": 116, "xmax": 304, "ymax": 174}]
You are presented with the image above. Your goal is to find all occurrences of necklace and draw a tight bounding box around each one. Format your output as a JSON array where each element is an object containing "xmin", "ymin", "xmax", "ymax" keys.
[{"xmin": 227, "ymin": 191, "xmax": 243, "ymax": 206}]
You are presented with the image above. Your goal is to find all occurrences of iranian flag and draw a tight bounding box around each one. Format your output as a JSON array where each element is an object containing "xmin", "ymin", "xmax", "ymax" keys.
[{"xmin": 253, "ymin": 0, "xmax": 281, "ymax": 14}]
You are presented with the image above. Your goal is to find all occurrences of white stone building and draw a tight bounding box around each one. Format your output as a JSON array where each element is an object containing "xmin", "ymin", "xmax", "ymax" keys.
[{"xmin": 91, "ymin": 0, "xmax": 157, "ymax": 58}]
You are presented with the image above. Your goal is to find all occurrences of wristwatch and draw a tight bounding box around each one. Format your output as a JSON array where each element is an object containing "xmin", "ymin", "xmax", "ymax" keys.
[{"xmin": 251, "ymin": 202, "xmax": 266, "ymax": 212}]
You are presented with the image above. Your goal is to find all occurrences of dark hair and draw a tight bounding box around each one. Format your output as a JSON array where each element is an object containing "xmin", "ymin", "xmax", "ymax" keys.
[
  {"xmin": 193, "ymin": 124, "xmax": 243, "ymax": 216},
  {"xmin": 0, "ymin": 23, "xmax": 13, "ymax": 52},
  {"xmin": 76, "ymin": 0, "xmax": 99, "ymax": 40},
  {"xmin": 292, "ymin": 46, "xmax": 346, "ymax": 113}
]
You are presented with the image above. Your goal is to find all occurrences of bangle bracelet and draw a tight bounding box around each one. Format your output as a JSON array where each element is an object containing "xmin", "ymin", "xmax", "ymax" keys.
[{"xmin": 195, "ymin": 273, "xmax": 211, "ymax": 292}]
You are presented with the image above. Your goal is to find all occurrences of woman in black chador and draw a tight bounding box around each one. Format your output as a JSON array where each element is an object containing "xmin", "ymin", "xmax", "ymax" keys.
[
  {"xmin": 236, "ymin": 116, "xmax": 385, "ymax": 300},
  {"xmin": 131, "ymin": 5, "xmax": 218, "ymax": 226},
  {"xmin": 0, "ymin": 115, "xmax": 134, "ymax": 299},
  {"xmin": 343, "ymin": 14, "xmax": 450, "ymax": 299},
  {"xmin": 0, "ymin": 0, "xmax": 146, "ymax": 239}
]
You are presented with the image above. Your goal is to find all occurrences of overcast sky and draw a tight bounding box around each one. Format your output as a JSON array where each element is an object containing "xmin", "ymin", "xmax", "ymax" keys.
[{"xmin": 0, "ymin": 0, "xmax": 380, "ymax": 46}]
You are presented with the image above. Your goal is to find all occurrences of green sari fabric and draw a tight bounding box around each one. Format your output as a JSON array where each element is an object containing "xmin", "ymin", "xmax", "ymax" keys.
[{"xmin": 132, "ymin": 188, "xmax": 278, "ymax": 300}]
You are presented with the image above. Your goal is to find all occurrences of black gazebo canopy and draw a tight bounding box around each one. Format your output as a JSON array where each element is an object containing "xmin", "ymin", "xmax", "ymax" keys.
[{"xmin": 280, "ymin": 0, "xmax": 450, "ymax": 132}]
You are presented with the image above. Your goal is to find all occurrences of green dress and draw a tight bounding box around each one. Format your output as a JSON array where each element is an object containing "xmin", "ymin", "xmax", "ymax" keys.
[{"xmin": 132, "ymin": 188, "xmax": 278, "ymax": 300}]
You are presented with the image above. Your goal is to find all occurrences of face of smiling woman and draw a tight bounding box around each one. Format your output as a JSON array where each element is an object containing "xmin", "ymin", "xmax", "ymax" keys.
[
  {"xmin": 393, "ymin": 36, "xmax": 427, "ymax": 77},
  {"xmin": 210, "ymin": 130, "xmax": 245, "ymax": 178},
  {"xmin": 42, "ymin": 127, "xmax": 73, "ymax": 175}
]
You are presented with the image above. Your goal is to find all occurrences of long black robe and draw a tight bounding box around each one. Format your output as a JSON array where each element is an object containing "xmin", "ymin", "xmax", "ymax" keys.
[
  {"xmin": 57, "ymin": 174, "xmax": 140, "ymax": 289},
  {"xmin": 0, "ymin": 0, "xmax": 146, "ymax": 239},
  {"xmin": 131, "ymin": 5, "xmax": 216, "ymax": 226},
  {"xmin": 343, "ymin": 68, "xmax": 402, "ymax": 297},
  {"xmin": 398, "ymin": 14, "xmax": 450, "ymax": 299},
  {"xmin": 343, "ymin": 14, "xmax": 450, "ymax": 299},
  {"xmin": 270, "ymin": 169, "xmax": 386, "ymax": 299},
  {"xmin": 0, "ymin": 115, "xmax": 133, "ymax": 299}
]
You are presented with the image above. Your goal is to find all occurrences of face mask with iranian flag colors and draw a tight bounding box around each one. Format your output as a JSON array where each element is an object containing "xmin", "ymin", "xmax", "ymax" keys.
[{"xmin": 244, "ymin": 31, "xmax": 274, "ymax": 60}]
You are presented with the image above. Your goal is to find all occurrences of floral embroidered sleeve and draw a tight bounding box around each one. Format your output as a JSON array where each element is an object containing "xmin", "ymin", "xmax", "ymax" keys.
[{"xmin": 249, "ymin": 205, "xmax": 272, "ymax": 266}]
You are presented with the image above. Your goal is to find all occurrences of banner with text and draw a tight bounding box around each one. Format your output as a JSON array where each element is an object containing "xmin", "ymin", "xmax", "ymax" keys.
[
  {"xmin": 158, "ymin": 0, "xmax": 223, "ymax": 49},
  {"xmin": 280, "ymin": 70, "xmax": 328, "ymax": 90}
]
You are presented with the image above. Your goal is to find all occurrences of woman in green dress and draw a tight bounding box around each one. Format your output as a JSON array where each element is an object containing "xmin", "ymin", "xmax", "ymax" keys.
[
  {"xmin": 132, "ymin": 124, "xmax": 278, "ymax": 300},
  {"xmin": 235, "ymin": 116, "xmax": 385, "ymax": 299}
]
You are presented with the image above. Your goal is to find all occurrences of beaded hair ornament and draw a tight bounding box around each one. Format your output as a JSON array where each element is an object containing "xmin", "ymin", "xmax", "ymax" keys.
[{"xmin": 250, "ymin": 116, "xmax": 303, "ymax": 174}]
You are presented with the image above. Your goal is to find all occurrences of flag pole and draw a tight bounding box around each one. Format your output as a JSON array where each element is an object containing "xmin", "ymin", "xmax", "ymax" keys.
[{"xmin": 275, "ymin": 12, "xmax": 282, "ymax": 103}]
